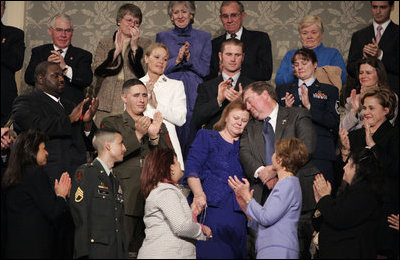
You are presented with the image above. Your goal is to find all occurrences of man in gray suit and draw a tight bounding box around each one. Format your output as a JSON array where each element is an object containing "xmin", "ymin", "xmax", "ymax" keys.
[{"xmin": 240, "ymin": 81, "xmax": 318, "ymax": 259}]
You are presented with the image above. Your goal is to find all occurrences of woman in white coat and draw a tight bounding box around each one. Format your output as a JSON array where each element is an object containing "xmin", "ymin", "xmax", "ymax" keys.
[
  {"xmin": 140, "ymin": 43, "xmax": 187, "ymax": 169},
  {"xmin": 138, "ymin": 147, "xmax": 212, "ymax": 259}
]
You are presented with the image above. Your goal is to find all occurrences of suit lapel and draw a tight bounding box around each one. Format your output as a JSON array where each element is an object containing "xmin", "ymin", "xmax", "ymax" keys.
[
  {"xmin": 275, "ymin": 106, "xmax": 289, "ymax": 141},
  {"xmin": 250, "ymin": 119, "xmax": 266, "ymax": 164},
  {"xmin": 36, "ymin": 89, "xmax": 66, "ymax": 115}
]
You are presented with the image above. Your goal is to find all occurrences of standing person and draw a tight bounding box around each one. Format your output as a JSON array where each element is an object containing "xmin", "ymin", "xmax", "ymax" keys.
[
  {"xmin": 140, "ymin": 43, "xmax": 186, "ymax": 169},
  {"xmin": 185, "ymin": 99, "xmax": 250, "ymax": 259},
  {"xmin": 347, "ymin": 1, "xmax": 399, "ymax": 95},
  {"xmin": 240, "ymin": 81, "xmax": 318, "ymax": 258},
  {"xmin": 70, "ymin": 129, "xmax": 127, "ymax": 259},
  {"xmin": 275, "ymin": 15, "xmax": 346, "ymax": 86},
  {"xmin": 313, "ymin": 148, "xmax": 384, "ymax": 258},
  {"xmin": 156, "ymin": 1, "xmax": 211, "ymax": 160},
  {"xmin": 208, "ymin": 1, "xmax": 272, "ymax": 81},
  {"xmin": 192, "ymin": 38, "xmax": 253, "ymax": 131},
  {"xmin": 1, "ymin": 0, "xmax": 25, "ymax": 126},
  {"xmin": 338, "ymin": 86, "xmax": 398, "ymax": 258},
  {"xmin": 93, "ymin": 3, "xmax": 151, "ymax": 127},
  {"xmin": 341, "ymin": 57, "xmax": 398, "ymax": 131},
  {"xmin": 11, "ymin": 61, "xmax": 98, "ymax": 258},
  {"xmin": 25, "ymin": 13, "xmax": 93, "ymax": 105},
  {"xmin": 100, "ymin": 78, "xmax": 172, "ymax": 258},
  {"xmin": 276, "ymin": 48, "xmax": 340, "ymax": 185},
  {"xmin": 138, "ymin": 147, "xmax": 212, "ymax": 259},
  {"xmin": 229, "ymin": 137, "xmax": 309, "ymax": 259},
  {"xmin": 2, "ymin": 129, "xmax": 71, "ymax": 259}
]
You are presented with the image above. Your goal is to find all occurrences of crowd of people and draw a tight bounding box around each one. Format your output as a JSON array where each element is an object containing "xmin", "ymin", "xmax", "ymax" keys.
[{"xmin": 1, "ymin": 0, "xmax": 399, "ymax": 259}]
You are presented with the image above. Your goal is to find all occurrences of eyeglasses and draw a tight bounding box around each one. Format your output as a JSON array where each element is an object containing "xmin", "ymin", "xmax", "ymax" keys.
[
  {"xmin": 220, "ymin": 13, "xmax": 241, "ymax": 20},
  {"xmin": 122, "ymin": 17, "xmax": 140, "ymax": 26},
  {"xmin": 52, "ymin": 27, "xmax": 73, "ymax": 34}
]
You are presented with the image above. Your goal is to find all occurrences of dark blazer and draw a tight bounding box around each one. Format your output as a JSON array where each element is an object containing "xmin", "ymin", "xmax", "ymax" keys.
[
  {"xmin": 191, "ymin": 74, "xmax": 253, "ymax": 131},
  {"xmin": 336, "ymin": 120, "xmax": 399, "ymax": 256},
  {"xmin": 11, "ymin": 88, "xmax": 96, "ymax": 182},
  {"xmin": 208, "ymin": 27, "xmax": 273, "ymax": 81},
  {"xmin": 347, "ymin": 21, "xmax": 399, "ymax": 94},
  {"xmin": 276, "ymin": 80, "xmax": 340, "ymax": 181},
  {"xmin": 315, "ymin": 180, "xmax": 381, "ymax": 259},
  {"xmin": 70, "ymin": 159, "xmax": 127, "ymax": 259},
  {"xmin": 1, "ymin": 22, "xmax": 25, "ymax": 126},
  {"xmin": 25, "ymin": 43, "xmax": 93, "ymax": 104},
  {"xmin": 4, "ymin": 166, "xmax": 68, "ymax": 258},
  {"xmin": 239, "ymin": 105, "xmax": 317, "ymax": 206}
]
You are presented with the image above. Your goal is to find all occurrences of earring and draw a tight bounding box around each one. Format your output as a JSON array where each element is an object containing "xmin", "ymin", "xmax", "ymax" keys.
[{"xmin": 172, "ymin": 170, "xmax": 175, "ymax": 175}]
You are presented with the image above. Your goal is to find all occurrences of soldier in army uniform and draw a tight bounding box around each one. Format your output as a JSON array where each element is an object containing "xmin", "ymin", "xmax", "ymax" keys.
[
  {"xmin": 100, "ymin": 78, "xmax": 172, "ymax": 257},
  {"xmin": 70, "ymin": 129, "xmax": 127, "ymax": 259}
]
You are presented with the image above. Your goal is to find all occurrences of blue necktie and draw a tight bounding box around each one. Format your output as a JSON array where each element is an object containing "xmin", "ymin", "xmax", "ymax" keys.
[{"xmin": 262, "ymin": 117, "xmax": 275, "ymax": 165}]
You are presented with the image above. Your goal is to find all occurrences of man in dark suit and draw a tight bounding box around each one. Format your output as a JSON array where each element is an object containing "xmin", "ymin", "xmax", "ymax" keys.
[
  {"xmin": 1, "ymin": 0, "xmax": 25, "ymax": 126},
  {"xmin": 347, "ymin": 1, "xmax": 399, "ymax": 95},
  {"xmin": 11, "ymin": 61, "xmax": 98, "ymax": 258},
  {"xmin": 100, "ymin": 79, "xmax": 172, "ymax": 258},
  {"xmin": 25, "ymin": 13, "xmax": 93, "ymax": 105},
  {"xmin": 240, "ymin": 81, "xmax": 318, "ymax": 258},
  {"xmin": 70, "ymin": 129, "xmax": 127, "ymax": 259},
  {"xmin": 207, "ymin": 1, "xmax": 272, "ymax": 81},
  {"xmin": 192, "ymin": 38, "xmax": 253, "ymax": 132}
]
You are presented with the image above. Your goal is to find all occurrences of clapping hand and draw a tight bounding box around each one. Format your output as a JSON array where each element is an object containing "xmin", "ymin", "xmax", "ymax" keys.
[
  {"xmin": 363, "ymin": 38, "xmax": 381, "ymax": 58},
  {"xmin": 48, "ymin": 50, "xmax": 66, "ymax": 70},
  {"xmin": 258, "ymin": 165, "xmax": 278, "ymax": 189},
  {"xmin": 284, "ymin": 92, "xmax": 295, "ymax": 107},
  {"xmin": 388, "ymin": 214, "xmax": 399, "ymax": 231},
  {"xmin": 350, "ymin": 89, "xmax": 361, "ymax": 115},
  {"xmin": 129, "ymin": 26, "xmax": 140, "ymax": 51},
  {"xmin": 135, "ymin": 116, "xmax": 152, "ymax": 141},
  {"xmin": 225, "ymin": 82, "xmax": 243, "ymax": 102},
  {"xmin": 363, "ymin": 119, "xmax": 376, "ymax": 148},
  {"xmin": 228, "ymin": 175, "xmax": 254, "ymax": 213},
  {"xmin": 147, "ymin": 111, "xmax": 163, "ymax": 139},
  {"xmin": 55, "ymin": 172, "xmax": 71, "ymax": 199},
  {"xmin": 300, "ymin": 85, "xmax": 311, "ymax": 110},
  {"xmin": 146, "ymin": 81, "xmax": 157, "ymax": 108},
  {"xmin": 113, "ymin": 29, "xmax": 123, "ymax": 60},
  {"xmin": 313, "ymin": 173, "xmax": 331, "ymax": 203}
]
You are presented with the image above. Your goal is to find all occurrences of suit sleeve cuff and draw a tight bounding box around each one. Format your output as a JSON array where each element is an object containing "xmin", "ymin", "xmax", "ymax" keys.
[{"xmin": 254, "ymin": 166, "xmax": 265, "ymax": 179}]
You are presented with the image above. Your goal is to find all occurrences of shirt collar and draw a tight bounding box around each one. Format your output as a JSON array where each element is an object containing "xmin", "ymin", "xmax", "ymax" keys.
[
  {"xmin": 222, "ymin": 71, "xmax": 240, "ymax": 85},
  {"xmin": 265, "ymin": 103, "xmax": 279, "ymax": 132},
  {"xmin": 95, "ymin": 157, "xmax": 111, "ymax": 176},
  {"xmin": 43, "ymin": 91, "xmax": 61, "ymax": 104},
  {"xmin": 53, "ymin": 45, "xmax": 68, "ymax": 57},
  {"xmin": 225, "ymin": 26, "xmax": 243, "ymax": 40},
  {"xmin": 373, "ymin": 19, "xmax": 391, "ymax": 35},
  {"xmin": 298, "ymin": 78, "xmax": 316, "ymax": 87}
]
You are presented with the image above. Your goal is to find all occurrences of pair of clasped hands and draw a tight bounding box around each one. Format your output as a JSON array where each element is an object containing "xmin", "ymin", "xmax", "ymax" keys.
[{"xmin": 217, "ymin": 77, "xmax": 243, "ymax": 106}]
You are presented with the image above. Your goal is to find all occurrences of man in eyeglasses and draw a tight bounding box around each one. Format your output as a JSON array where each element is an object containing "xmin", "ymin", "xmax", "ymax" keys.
[
  {"xmin": 207, "ymin": 1, "xmax": 273, "ymax": 82},
  {"xmin": 25, "ymin": 13, "xmax": 93, "ymax": 105}
]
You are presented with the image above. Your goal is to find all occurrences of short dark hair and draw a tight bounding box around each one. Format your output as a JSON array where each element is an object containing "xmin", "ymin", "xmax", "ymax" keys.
[
  {"xmin": 356, "ymin": 57, "xmax": 388, "ymax": 89},
  {"xmin": 122, "ymin": 78, "xmax": 146, "ymax": 93},
  {"xmin": 140, "ymin": 147, "xmax": 176, "ymax": 198},
  {"xmin": 93, "ymin": 128, "xmax": 122, "ymax": 154},
  {"xmin": 116, "ymin": 3, "xmax": 143, "ymax": 25},
  {"xmin": 220, "ymin": 1, "xmax": 244, "ymax": 14},
  {"xmin": 291, "ymin": 48, "xmax": 318, "ymax": 65},
  {"xmin": 275, "ymin": 138, "xmax": 309, "ymax": 174},
  {"xmin": 370, "ymin": 1, "xmax": 394, "ymax": 7},
  {"xmin": 2, "ymin": 129, "xmax": 48, "ymax": 189},
  {"xmin": 244, "ymin": 81, "xmax": 277, "ymax": 101},
  {"xmin": 34, "ymin": 61, "xmax": 59, "ymax": 84},
  {"xmin": 361, "ymin": 86, "xmax": 397, "ymax": 121},
  {"xmin": 220, "ymin": 38, "xmax": 244, "ymax": 53}
]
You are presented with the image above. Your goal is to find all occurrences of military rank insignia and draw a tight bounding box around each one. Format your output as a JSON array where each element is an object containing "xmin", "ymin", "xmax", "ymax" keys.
[
  {"xmin": 313, "ymin": 91, "xmax": 328, "ymax": 100},
  {"xmin": 75, "ymin": 187, "xmax": 84, "ymax": 202}
]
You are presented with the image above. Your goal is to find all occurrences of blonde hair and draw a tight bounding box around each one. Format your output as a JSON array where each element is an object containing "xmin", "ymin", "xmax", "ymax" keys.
[
  {"xmin": 144, "ymin": 43, "xmax": 170, "ymax": 59},
  {"xmin": 298, "ymin": 15, "xmax": 324, "ymax": 33}
]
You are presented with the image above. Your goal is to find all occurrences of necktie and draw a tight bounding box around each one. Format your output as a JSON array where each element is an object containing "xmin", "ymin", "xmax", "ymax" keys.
[
  {"xmin": 109, "ymin": 171, "xmax": 114, "ymax": 191},
  {"xmin": 376, "ymin": 25, "xmax": 382, "ymax": 44},
  {"xmin": 262, "ymin": 117, "xmax": 275, "ymax": 166},
  {"xmin": 57, "ymin": 99, "xmax": 64, "ymax": 109},
  {"xmin": 228, "ymin": 77, "xmax": 233, "ymax": 88},
  {"xmin": 230, "ymin": 33, "xmax": 237, "ymax": 39}
]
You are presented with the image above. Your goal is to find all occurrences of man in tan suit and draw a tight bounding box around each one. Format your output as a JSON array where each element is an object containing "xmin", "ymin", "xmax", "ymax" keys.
[{"xmin": 100, "ymin": 78, "xmax": 171, "ymax": 257}]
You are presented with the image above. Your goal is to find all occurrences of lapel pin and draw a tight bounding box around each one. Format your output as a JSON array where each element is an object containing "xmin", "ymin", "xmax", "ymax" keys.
[
  {"xmin": 282, "ymin": 119, "xmax": 287, "ymax": 125},
  {"xmin": 70, "ymin": 56, "xmax": 73, "ymax": 60},
  {"xmin": 2, "ymin": 38, "xmax": 6, "ymax": 44}
]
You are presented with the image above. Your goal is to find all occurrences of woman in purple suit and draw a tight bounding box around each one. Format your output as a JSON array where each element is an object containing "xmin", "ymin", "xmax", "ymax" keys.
[
  {"xmin": 228, "ymin": 138, "xmax": 309, "ymax": 259},
  {"xmin": 156, "ymin": 1, "xmax": 211, "ymax": 159}
]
